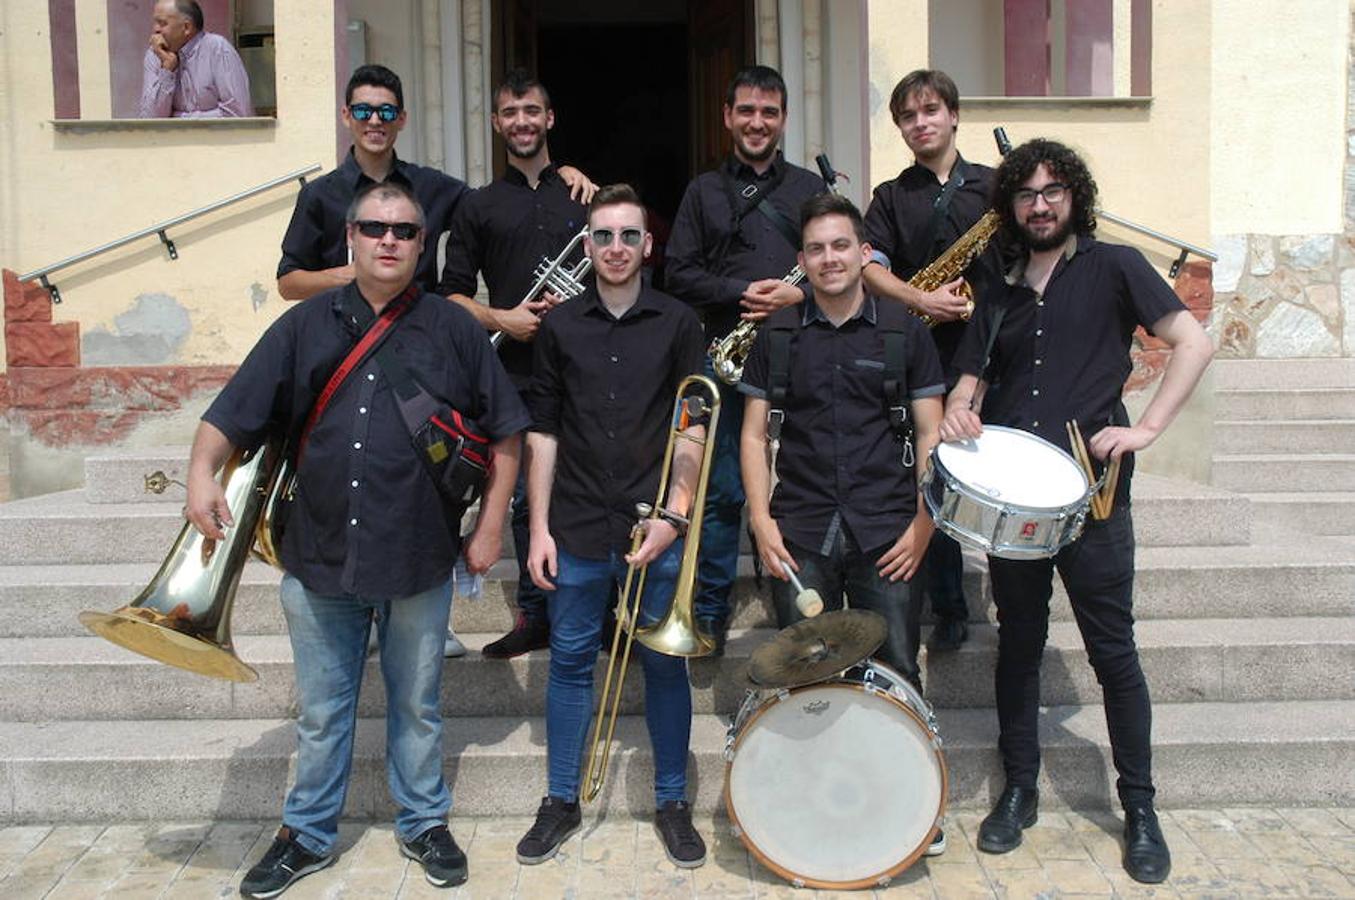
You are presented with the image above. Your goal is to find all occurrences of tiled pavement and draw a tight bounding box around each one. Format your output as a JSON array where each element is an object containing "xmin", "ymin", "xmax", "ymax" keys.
[{"xmin": 2, "ymin": 807, "xmax": 1354, "ymax": 899}]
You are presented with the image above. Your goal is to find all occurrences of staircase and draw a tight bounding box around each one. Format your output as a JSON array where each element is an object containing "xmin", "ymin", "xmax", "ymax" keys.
[{"xmin": 0, "ymin": 433, "xmax": 1352, "ymax": 824}]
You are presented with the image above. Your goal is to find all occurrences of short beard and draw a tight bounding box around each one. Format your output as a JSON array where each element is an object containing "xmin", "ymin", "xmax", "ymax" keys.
[
  {"xmin": 1019, "ymin": 215, "xmax": 1073, "ymax": 252},
  {"xmin": 735, "ymin": 137, "xmax": 777, "ymax": 163},
  {"xmin": 505, "ymin": 132, "xmax": 545, "ymax": 160}
]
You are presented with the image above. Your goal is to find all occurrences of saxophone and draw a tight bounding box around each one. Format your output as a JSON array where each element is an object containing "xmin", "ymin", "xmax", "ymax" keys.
[
  {"xmin": 709, "ymin": 154, "xmax": 837, "ymax": 385},
  {"xmin": 906, "ymin": 209, "xmax": 1001, "ymax": 327}
]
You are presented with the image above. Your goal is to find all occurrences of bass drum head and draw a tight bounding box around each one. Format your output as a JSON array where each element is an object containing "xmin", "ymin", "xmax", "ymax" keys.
[
  {"xmin": 935, "ymin": 425, "xmax": 1087, "ymax": 509},
  {"xmin": 726, "ymin": 683, "xmax": 946, "ymax": 889}
]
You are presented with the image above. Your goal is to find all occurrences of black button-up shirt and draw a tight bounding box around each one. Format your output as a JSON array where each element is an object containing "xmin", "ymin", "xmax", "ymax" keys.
[
  {"xmin": 952, "ymin": 235, "xmax": 1186, "ymax": 501},
  {"xmin": 277, "ymin": 149, "xmax": 470, "ymax": 293},
  {"xmin": 863, "ymin": 159, "xmax": 1005, "ymax": 371},
  {"xmin": 666, "ymin": 152, "xmax": 826, "ymax": 339},
  {"xmin": 437, "ymin": 164, "xmax": 587, "ymax": 387},
  {"xmin": 529, "ymin": 285, "xmax": 706, "ymax": 560},
  {"xmin": 203, "ymin": 283, "xmax": 530, "ymax": 599},
  {"xmin": 740, "ymin": 294, "xmax": 945, "ymax": 553}
]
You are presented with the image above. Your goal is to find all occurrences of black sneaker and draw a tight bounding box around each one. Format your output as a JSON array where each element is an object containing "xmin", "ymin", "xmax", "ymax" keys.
[
  {"xmin": 654, "ymin": 800, "xmax": 706, "ymax": 868},
  {"xmin": 516, "ymin": 796, "xmax": 582, "ymax": 864},
  {"xmin": 924, "ymin": 826, "xmax": 947, "ymax": 857},
  {"xmin": 239, "ymin": 826, "xmax": 334, "ymax": 899},
  {"xmin": 399, "ymin": 824, "xmax": 468, "ymax": 887},
  {"xmin": 928, "ymin": 617, "xmax": 969, "ymax": 652},
  {"xmin": 482, "ymin": 614, "xmax": 550, "ymax": 659}
]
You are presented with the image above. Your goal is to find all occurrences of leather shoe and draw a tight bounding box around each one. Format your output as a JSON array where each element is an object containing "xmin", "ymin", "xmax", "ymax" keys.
[
  {"xmin": 977, "ymin": 785, "xmax": 1038, "ymax": 853},
  {"xmin": 1122, "ymin": 805, "xmax": 1172, "ymax": 884},
  {"xmin": 928, "ymin": 617, "xmax": 968, "ymax": 651},
  {"xmin": 482, "ymin": 614, "xmax": 549, "ymax": 659}
]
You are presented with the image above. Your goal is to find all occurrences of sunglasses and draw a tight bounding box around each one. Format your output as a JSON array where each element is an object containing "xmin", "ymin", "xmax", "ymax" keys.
[
  {"xmin": 349, "ymin": 103, "xmax": 401, "ymax": 123},
  {"xmin": 590, "ymin": 227, "xmax": 644, "ymax": 247},
  {"xmin": 353, "ymin": 220, "xmax": 422, "ymax": 241}
]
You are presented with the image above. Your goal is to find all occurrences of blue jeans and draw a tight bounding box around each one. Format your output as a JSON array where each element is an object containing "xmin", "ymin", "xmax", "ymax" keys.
[
  {"xmin": 546, "ymin": 545, "xmax": 692, "ymax": 804},
  {"xmin": 694, "ymin": 357, "xmax": 745, "ymax": 626},
  {"xmin": 511, "ymin": 471, "xmax": 547, "ymax": 622},
  {"xmin": 279, "ymin": 574, "xmax": 453, "ymax": 856},
  {"xmin": 771, "ymin": 528, "xmax": 925, "ymax": 690}
]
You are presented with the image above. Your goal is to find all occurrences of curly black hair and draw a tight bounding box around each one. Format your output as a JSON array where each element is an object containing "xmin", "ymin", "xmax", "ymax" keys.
[{"xmin": 993, "ymin": 138, "xmax": 1098, "ymax": 241}]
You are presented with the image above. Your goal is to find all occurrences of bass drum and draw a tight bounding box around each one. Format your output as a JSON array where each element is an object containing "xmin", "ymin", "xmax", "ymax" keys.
[{"xmin": 724, "ymin": 660, "xmax": 947, "ymax": 889}]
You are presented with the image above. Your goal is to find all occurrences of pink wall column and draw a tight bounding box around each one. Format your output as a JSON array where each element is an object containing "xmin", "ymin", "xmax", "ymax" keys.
[
  {"xmin": 1004, "ymin": 0, "xmax": 1050, "ymax": 97},
  {"xmin": 1065, "ymin": 0, "xmax": 1112, "ymax": 96},
  {"xmin": 50, "ymin": 0, "xmax": 81, "ymax": 119}
]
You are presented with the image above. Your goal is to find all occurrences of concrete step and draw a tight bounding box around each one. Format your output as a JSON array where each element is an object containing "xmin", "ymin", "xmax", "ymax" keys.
[
  {"xmin": 1214, "ymin": 419, "xmax": 1355, "ymax": 454},
  {"xmin": 1214, "ymin": 388, "xmax": 1355, "ymax": 420},
  {"xmin": 84, "ymin": 446, "xmax": 191, "ymax": 505},
  {"xmin": 7, "ymin": 533, "xmax": 1353, "ymax": 642},
  {"xmin": 5, "ymin": 617, "xmax": 1351, "ymax": 723},
  {"xmin": 2, "ymin": 700, "xmax": 1352, "ymax": 821},
  {"xmin": 1212, "ymin": 357, "xmax": 1355, "ymax": 390},
  {"xmin": 1244, "ymin": 492, "xmax": 1355, "ymax": 536},
  {"xmin": 1213, "ymin": 453, "xmax": 1355, "ymax": 493}
]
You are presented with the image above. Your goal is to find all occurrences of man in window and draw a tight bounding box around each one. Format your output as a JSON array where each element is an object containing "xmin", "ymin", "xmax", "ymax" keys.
[{"xmin": 138, "ymin": 0, "xmax": 253, "ymax": 118}]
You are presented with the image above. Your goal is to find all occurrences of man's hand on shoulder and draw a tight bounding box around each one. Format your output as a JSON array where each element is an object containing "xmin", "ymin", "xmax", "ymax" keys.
[
  {"xmin": 149, "ymin": 33, "xmax": 178, "ymax": 71},
  {"xmin": 558, "ymin": 166, "xmax": 599, "ymax": 204}
]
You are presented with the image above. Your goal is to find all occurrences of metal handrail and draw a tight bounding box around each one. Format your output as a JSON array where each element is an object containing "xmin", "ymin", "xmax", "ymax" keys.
[
  {"xmin": 1096, "ymin": 208, "xmax": 1217, "ymax": 278},
  {"xmin": 18, "ymin": 163, "xmax": 322, "ymax": 303}
]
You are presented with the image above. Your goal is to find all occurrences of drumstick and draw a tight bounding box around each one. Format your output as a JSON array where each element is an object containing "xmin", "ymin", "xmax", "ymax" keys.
[
  {"xmin": 777, "ymin": 557, "xmax": 823, "ymax": 617},
  {"xmin": 1099, "ymin": 454, "xmax": 1122, "ymax": 519},
  {"xmin": 1066, "ymin": 421, "xmax": 1105, "ymax": 519}
]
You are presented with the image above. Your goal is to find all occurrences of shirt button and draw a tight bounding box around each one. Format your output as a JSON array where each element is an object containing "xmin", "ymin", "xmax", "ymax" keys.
[
  {"xmin": 1032, "ymin": 389, "xmax": 1040, "ymax": 396},
  {"xmin": 1033, "ymin": 420, "xmax": 1040, "ymax": 427},
  {"xmin": 353, "ymin": 441, "xmax": 362, "ymax": 449},
  {"xmin": 366, "ymin": 373, "xmax": 375, "ymax": 381},
  {"xmin": 1037, "ymin": 300, "xmax": 1044, "ymax": 307},
  {"xmin": 349, "ymin": 518, "xmax": 358, "ymax": 526},
  {"xmin": 610, "ymin": 354, "xmax": 618, "ymax": 363},
  {"xmin": 1035, "ymin": 329, "xmax": 1043, "ymax": 336},
  {"xmin": 1035, "ymin": 359, "xmax": 1043, "ymax": 366},
  {"xmin": 607, "ymin": 430, "xmax": 616, "ymax": 438},
  {"xmin": 359, "ymin": 406, "xmax": 368, "ymax": 414},
  {"xmin": 351, "ymin": 480, "xmax": 359, "ymax": 488}
]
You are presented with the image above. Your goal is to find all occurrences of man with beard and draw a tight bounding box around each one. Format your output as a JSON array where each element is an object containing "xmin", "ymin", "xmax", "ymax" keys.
[
  {"xmin": 438, "ymin": 70, "xmax": 594, "ymax": 660},
  {"xmin": 666, "ymin": 65, "xmax": 826, "ymax": 652},
  {"xmin": 517, "ymin": 185, "xmax": 708, "ymax": 868},
  {"xmin": 739, "ymin": 193, "xmax": 948, "ymax": 856},
  {"xmin": 138, "ymin": 0, "xmax": 252, "ymax": 118},
  {"xmin": 939, "ymin": 139, "xmax": 1213, "ymax": 884},
  {"xmin": 862, "ymin": 69, "xmax": 1006, "ymax": 651}
]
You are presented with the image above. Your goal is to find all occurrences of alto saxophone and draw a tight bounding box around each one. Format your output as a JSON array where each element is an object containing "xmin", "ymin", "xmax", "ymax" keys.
[
  {"xmin": 907, "ymin": 209, "xmax": 1001, "ymax": 327},
  {"xmin": 709, "ymin": 154, "xmax": 838, "ymax": 385}
]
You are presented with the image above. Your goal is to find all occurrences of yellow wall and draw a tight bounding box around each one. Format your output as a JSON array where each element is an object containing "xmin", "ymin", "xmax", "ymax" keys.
[
  {"xmin": 1209, "ymin": 0, "xmax": 1349, "ymax": 234},
  {"xmin": 0, "ymin": 2, "xmax": 339, "ymax": 372}
]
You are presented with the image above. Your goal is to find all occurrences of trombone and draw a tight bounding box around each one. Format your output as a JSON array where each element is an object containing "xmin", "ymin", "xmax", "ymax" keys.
[
  {"xmin": 489, "ymin": 227, "xmax": 592, "ymax": 349},
  {"xmin": 581, "ymin": 374, "xmax": 722, "ymax": 803}
]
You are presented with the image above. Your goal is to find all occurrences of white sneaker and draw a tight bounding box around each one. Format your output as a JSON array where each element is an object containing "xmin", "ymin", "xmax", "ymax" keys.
[{"xmin": 443, "ymin": 630, "xmax": 467, "ymax": 658}]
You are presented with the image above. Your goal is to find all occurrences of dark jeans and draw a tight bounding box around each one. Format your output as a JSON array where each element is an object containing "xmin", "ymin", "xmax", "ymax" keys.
[
  {"xmin": 511, "ymin": 463, "xmax": 548, "ymax": 623},
  {"xmin": 694, "ymin": 358, "xmax": 745, "ymax": 627},
  {"xmin": 924, "ymin": 529, "xmax": 969, "ymax": 621},
  {"xmin": 986, "ymin": 503, "xmax": 1155, "ymax": 807},
  {"xmin": 771, "ymin": 527, "xmax": 924, "ymax": 690}
]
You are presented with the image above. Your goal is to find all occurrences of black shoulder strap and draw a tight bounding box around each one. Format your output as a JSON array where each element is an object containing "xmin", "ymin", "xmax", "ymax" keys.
[
  {"xmin": 913, "ymin": 156, "xmax": 974, "ymax": 267},
  {"xmin": 980, "ymin": 302, "xmax": 1009, "ymax": 383},
  {"xmin": 374, "ymin": 342, "xmax": 444, "ymax": 438},
  {"xmin": 755, "ymin": 195, "xmax": 801, "ymax": 251},
  {"xmin": 881, "ymin": 329, "xmax": 915, "ymax": 466},
  {"xmin": 766, "ymin": 325, "xmax": 794, "ymax": 442}
]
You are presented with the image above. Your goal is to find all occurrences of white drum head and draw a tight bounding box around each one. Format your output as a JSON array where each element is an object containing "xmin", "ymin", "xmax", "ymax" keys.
[
  {"xmin": 726, "ymin": 684, "xmax": 944, "ymax": 886},
  {"xmin": 936, "ymin": 425, "xmax": 1087, "ymax": 508}
]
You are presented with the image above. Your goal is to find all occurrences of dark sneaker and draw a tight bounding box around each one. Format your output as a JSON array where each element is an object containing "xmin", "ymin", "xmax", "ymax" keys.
[
  {"xmin": 482, "ymin": 614, "xmax": 549, "ymax": 659},
  {"xmin": 655, "ymin": 800, "xmax": 706, "ymax": 868},
  {"xmin": 399, "ymin": 824, "xmax": 468, "ymax": 887},
  {"xmin": 924, "ymin": 826, "xmax": 947, "ymax": 857},
  {"xmin": 928, "ymin": 617, "xmax": 969, "ymax": 652},
  {"xmin": 239, "ymin": 826, "xmax": 334, "ymax": 899},
  {"xmin": 516, "ymin": 796, "xmax": 582, "ymax": 864}
]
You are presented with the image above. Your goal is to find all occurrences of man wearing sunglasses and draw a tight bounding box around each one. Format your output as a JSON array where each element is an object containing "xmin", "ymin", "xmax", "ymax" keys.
[
  {"xmin": 940, "ymin": 140, "xmax": 1213, "ymax": 884},
  {"xmin": 665, "ymin": 65, "xmax": 827, "ymax": 654},
  {"xmin": 438, "ymin": 70, "xmax": 596, "ymax": 661},
  {"xmin": 194, "ymin": 181, "xmax": 530, "ymax": 897},
  {"xmin": 518, "ymin": 184, "xmax": 708, "ymax": 869}
]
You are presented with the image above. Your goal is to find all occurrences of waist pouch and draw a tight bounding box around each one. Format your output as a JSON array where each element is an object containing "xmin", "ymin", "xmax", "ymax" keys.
[{"xmin": 411, "ymin": 407, "xmax": 492, "ymax": 505}]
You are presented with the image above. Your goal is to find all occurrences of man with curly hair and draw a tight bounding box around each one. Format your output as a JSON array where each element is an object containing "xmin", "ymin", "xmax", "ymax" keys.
[{"xmin": 939, "ymin": 139, "xmax": 1213, "ymax": 885}]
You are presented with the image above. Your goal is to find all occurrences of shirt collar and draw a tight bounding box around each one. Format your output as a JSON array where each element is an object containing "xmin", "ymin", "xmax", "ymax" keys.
[
  {"xmin": 724, "ymin": 151, "xmax": 784, "ymax": 182},
  {"xmin": 178, "ymin": 31, "xmax": 205, "ymax": 60},
  {"xmin": 582, "ymin": 284, "xmax": 663, "ymax": 321},
  {"xmin": 1004, "ymin": 232, "xmax": 1087, "ymax": 286},
  {"xmin": 801, "ymin": 292, "xmax": 878, "ymax": 327},
  {"xmin": 503, "ymin": 163, "xmax": 560, "ymax": 189},
  {"xmin": 338, "ymin": 147, "xmax": 410, "ymax": 189}
]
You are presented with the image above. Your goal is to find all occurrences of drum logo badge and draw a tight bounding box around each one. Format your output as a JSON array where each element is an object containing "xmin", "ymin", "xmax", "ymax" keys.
[
  {"xmin": 1020, "ymin": 521, "xmax": 1039, "ymax": 540},
  {"xmin": 802, "ymin": 699, "xmax": 831, "ymax": 716}
]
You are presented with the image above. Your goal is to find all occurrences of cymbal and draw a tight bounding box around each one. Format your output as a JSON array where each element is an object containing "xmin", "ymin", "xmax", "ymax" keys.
[{"xmin": 746, "ymin": 609, "xmax": 887, "ymax": 689}]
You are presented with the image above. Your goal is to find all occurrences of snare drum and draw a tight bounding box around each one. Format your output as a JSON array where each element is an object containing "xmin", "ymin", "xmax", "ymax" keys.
[
  {"xmin": 922, "ymin": 425, "xmax": 1092, "ymax": 559},
  {"xmin": 724, "ymin": 660, "xmax": 946, "ymax": 890}
]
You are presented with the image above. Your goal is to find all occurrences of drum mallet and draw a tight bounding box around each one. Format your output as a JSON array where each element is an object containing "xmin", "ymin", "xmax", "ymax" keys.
[{"xmin": 777, "ymin": 558, "xmax": 824, "ymax": 617}]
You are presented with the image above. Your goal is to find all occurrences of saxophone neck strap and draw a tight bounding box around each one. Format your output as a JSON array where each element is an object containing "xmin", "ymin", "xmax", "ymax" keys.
[{"xmin": 917, "ymin": 155, "xmax": 975, "ymax": 268}]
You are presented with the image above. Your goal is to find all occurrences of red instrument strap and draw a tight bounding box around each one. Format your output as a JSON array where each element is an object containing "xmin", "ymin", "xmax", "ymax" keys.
[{"xmin": 296, "ymin": 286, "xmax": 418, "ymax": 466}]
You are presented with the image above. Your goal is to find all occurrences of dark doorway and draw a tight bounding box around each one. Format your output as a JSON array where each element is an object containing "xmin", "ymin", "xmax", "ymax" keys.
[{"xmin": 495, "ymin": 1, "xmax": 753, "ymax": 279}]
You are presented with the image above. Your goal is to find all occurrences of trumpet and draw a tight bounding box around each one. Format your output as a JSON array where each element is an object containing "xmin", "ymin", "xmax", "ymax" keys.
[
  {"xmin": 489, "ymin": 227, "xmax": 592, "ymax": 349},
  {"xmin": 581, "ymin": 374, "xmax": 722, "ymax": 803},
  {"xmin": 709, "ymin": 153, "xmax": 840, "ymax": 385}
]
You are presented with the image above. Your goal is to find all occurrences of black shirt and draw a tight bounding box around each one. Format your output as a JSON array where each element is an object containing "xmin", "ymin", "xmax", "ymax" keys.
[
  {"xmin": 863, "ymin": 158, "xmax": 1004, "ymax": 371},
  {"xmin": 437, "ymin": 164, "xmax": 588, "ymax": 387},
  {"xmin": 277, "ymin": 149, "xmax": 470, "ymax": 293},
  {"xmin": 666, "ymin": 152, "xmax": 826, "ymax": 339},
  {"xmin": 203, "ymin": 283, "xmax": 530, "ymax": 599},
  {"xmin": 528, "ymin": 285, "xmax": 706, "ymax": 560},
  {"xmin": 740, "ymin": 294, "xmax": 946, "ymax": 553},
  {"xmin": 952, "ymin": 235, "xmax": 1186, "ymax": 500}
]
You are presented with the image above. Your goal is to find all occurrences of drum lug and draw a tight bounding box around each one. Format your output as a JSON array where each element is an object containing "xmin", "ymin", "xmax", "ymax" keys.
[
  {"xmin": 774, "ymin": 688, "xmax": 790, "ymax": 703},
  {"xmin": 729, "ymin": 823, "xmax": 742, "ymax": 838},
  {"xmin": 877, "ymin": 874, "xmax": 893, "ymax": 887},
  {"xmin": 791, "ymin": 878, "xmax": 806, "ymax": 889}
]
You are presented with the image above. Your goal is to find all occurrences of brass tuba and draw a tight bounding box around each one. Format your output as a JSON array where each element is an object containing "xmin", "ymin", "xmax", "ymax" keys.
[
  {"xmin": 581, "ymin": 374, "xmax": 722, "ymax": 802},
  {"xmin": 489, "ymin": 226, "xmax": 592, "ymax": 349},
  {"xmin": 79, "ymin": 439, "xmax": 289, "ymax": 682}
]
